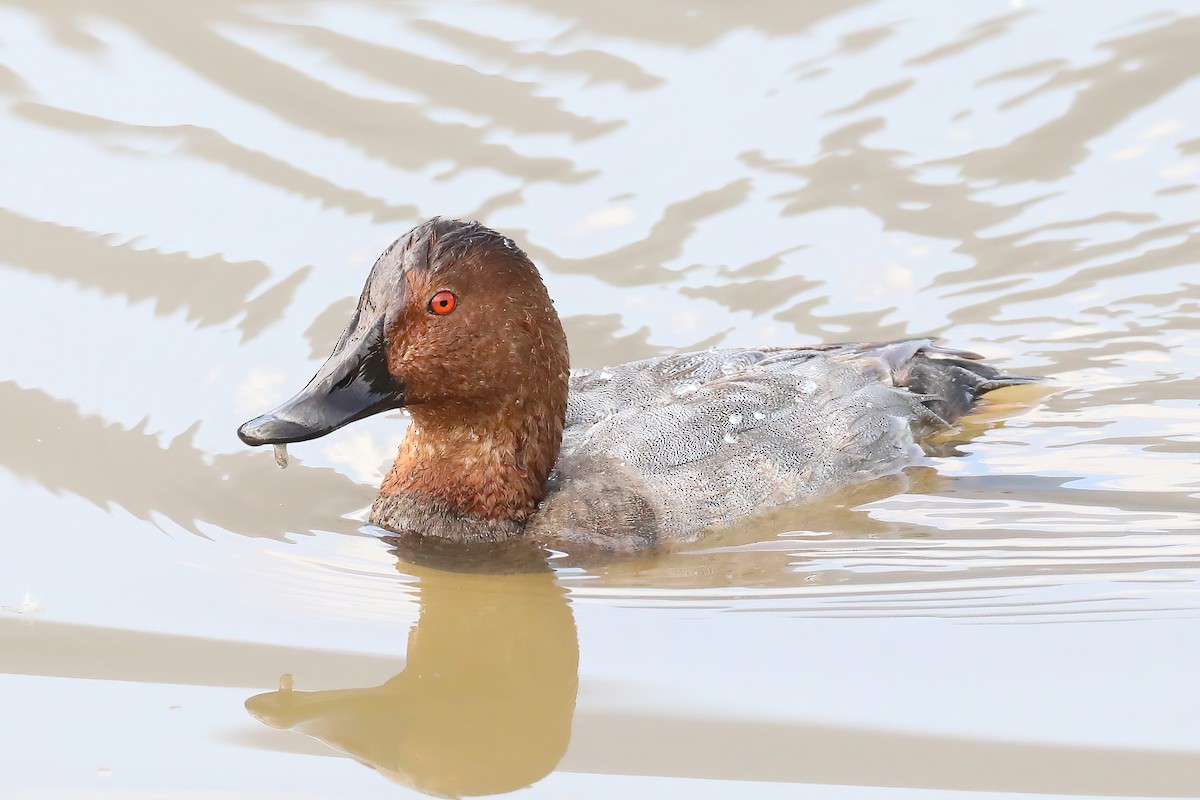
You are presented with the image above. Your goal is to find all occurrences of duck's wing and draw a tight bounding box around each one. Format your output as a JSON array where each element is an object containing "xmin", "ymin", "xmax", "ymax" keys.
[
  {"xmin": 543, "ymin": 341, "xmax": 1036, "ymax": 546},
  {"xmin": 567, "ymin": 339, "xmax": 1036, "ymax": 430}
]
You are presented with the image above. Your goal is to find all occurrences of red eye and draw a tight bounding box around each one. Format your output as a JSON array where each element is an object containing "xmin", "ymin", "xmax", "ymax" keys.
[{"xmin": 429, "ymin": 290, "xmax": 457, "ymax": 315}]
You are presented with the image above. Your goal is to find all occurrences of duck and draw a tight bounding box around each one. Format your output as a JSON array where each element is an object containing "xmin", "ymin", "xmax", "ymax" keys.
[{"xmin": 238, "ymin": 218, "xmax": 1035, "ymax": 551}]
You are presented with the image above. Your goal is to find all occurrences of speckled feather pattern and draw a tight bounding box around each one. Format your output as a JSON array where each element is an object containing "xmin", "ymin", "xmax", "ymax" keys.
[{"xmin": 528, "ymin": 340, "xmax": 1028, "ymax": 550}]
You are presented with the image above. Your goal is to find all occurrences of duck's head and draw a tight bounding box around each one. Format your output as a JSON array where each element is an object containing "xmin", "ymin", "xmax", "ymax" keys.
[{"xmin": 237, "ymin": 218, "xmax": 569, "ymax": 454}]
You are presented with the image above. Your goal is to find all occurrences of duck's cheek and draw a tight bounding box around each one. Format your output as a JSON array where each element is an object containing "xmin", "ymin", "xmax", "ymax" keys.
[{"xmin": 390, "ymin": 363, "xmax": 446, "ymax": 405}]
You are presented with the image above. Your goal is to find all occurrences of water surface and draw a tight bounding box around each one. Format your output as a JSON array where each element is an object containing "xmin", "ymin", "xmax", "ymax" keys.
[{"xmin": 2, "ymin": 1, "xmax": 1199, "ymax": 797}]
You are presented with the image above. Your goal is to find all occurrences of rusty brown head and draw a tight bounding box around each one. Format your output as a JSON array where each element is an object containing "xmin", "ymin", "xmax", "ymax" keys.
[{"xmin": 237, "ymin": 218, "xmax": 569, "ymax": 452}]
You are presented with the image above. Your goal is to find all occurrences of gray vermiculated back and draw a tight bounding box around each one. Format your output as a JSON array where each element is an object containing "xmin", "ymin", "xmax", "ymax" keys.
[{"xmin": 531, "ymin": 340, "xmax": 1019, "ymax": 548}]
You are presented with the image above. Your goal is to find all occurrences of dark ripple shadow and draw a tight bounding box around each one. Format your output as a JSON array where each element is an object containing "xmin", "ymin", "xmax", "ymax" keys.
[
  {"xmin": 0, "ymin": 207, "xmax": 300, "ymax": 340},
  {"xmin": 943, "ymin": 225, "xmax": 1200, "ymax": 332},
  {"xmin": 762, "ymin": 109, "xmax": 1199, "ymax": 342},
  {"xmin": 0, "ymin": 62, "xmax": 28, "ymax": 95},
  {"xmin": 10, "ymin": 0, "xmax": 589, "ymax": 183},
  {"xmin": 412, "ymin": 18, "xmax": 664, "ymax": 90},
  {"xmin": 680, "ymin": 273, "xmax": 820, "ymax": 315},
  {"xmin": 508, "ymin": 0, "xmax": 868, "ymax": 47},
  {"xmin": 520, "ymin": 179, "xmax": 753, "ymax": 286},
  {"xmin": 0, "ymin": 381, "xmax": 371, "ymax": 540},
  {"xmin": 13, "ymin": 102, "xmax": 417, "ymax": 223},
  {"xmin": 905, "ymin": 9, "xmax": 1032, "ymax": 67},
  {"xmin": 770, "ymin": 117, "xmax": 1045, "ymax": 258},
  {"xmin": 825, "ymin": 78, "xmax": 914, "ymax": 117},
  {"xmin": 943, "ymin": 14, "xmax": 1200, "ymax": 183},
  {"xmin": 563, "ymin": 710, "xmax": 1200, "ymax": 797},
  {"xmin": 562, "ymin": 313, "xmax": 665, "ymax": 368},
  {"xmin": 265, "ymin": 21, "xmax": 622, "ymax": 141},
  {"xmin": 0, "ymin": 615, "xmax": 403, "ymax": 689}
]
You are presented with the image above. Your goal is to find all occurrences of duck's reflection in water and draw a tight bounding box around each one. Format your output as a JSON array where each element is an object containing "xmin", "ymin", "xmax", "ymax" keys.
[{"xmin": 245, "ymin": 549, "xmax": 575, "ymax": 798}]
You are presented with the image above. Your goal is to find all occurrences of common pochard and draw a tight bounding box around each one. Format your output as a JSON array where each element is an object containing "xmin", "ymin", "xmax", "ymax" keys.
[{"xmin": 238, "ymin": 218, "xmax": 1034, "ymax": 551}]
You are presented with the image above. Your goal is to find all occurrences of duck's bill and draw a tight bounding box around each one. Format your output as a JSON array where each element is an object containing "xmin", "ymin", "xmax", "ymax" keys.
[{"xmin": 237, "ymin": 314, "xmax": 404, "ymax": 447}]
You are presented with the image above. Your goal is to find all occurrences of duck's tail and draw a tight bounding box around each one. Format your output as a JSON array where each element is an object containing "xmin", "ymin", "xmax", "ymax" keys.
[{"xmin": 885, "ymin": 340, "xmax": 1041, "ymax": 425}]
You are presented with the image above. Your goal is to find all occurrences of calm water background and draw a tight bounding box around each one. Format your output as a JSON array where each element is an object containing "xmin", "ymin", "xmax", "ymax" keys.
[{"xmin": 2, "ymin": 1, "xmax": 1199, "ymax": 797}]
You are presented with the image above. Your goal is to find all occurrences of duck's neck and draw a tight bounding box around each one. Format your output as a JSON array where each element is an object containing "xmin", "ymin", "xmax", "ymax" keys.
[{"xmin": 371, "ymin": 395, "xmax": 567, "ymax": 542}]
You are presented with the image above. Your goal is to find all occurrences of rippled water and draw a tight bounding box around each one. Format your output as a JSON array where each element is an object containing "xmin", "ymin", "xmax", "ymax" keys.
[{"xmin": 2, "ymin": 1, "xmax": 1199, "ymax": 797}]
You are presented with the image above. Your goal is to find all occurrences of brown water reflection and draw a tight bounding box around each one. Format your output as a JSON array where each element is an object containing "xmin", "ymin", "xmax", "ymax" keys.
[
  {"xmin": 13, "ymin": 0, "xmax": 589, "ymax": 182},
  {"xmin": 0, "ymin": 381, "xmax": 370, "ymax": 539},
  {"xmin": 247, "ymin": 567, "xmax": 577, "ymax": 798},
  {"xmin": 243, "ymin": 563, "xmax": 1200, "ymax": 798},
  {"xmin": 0, "ymin": 206, "xmax": 288, "ymax": 335},
  {"xmin": 3, "ymin": 0, "xmax": 1200, "ymax": 797}
]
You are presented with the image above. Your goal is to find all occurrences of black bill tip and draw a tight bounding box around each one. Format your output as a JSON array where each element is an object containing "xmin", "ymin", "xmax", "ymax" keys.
[
  {"xmin": 237, "ymin": 309, "xmax": 404, "ymax": 449},
  {"xmin": 237, "ymin": 413, "xmax": 333, "ymax": 447}
]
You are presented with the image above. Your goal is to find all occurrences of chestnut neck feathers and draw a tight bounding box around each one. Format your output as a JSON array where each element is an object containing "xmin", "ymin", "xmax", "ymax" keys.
[{"xmin": 369, "ymin": 220, "xmax": 570, "ymax": 540}]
